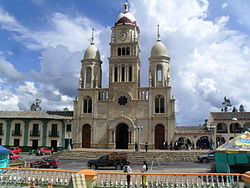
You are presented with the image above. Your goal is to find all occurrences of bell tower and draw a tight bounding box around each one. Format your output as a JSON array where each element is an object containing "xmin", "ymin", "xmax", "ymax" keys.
[
  {"xmin": 80, "ymin": 29, "xmax": 102, "ymax": 89},
  {"xmin": 149, "ymin": 25, "xmax": 170, "ymax": 88},
  {"xmin": 109, "ymin": 2, "xmax": 141, "ymax": 90}
]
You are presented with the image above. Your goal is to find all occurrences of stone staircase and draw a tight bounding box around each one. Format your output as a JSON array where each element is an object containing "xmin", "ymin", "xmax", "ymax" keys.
[{"xmin": 53, "ymin": 149, "xmax": 208, "ymax": 162}]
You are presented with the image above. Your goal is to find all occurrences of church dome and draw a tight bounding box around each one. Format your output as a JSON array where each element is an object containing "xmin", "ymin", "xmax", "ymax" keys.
[
  {"xmin": 115, "ymin": 2, "xmax": 137, "ymax": 26},
  {"xmin": 150, "ymin": 40, "xmax": 168, "ymax": 57},
  {"xmin": 84, "ymin": 43, "xmax": 100, "ymax": 60}
]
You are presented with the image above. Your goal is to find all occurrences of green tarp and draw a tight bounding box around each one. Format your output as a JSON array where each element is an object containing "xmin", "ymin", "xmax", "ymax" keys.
[
  {"xmin": 0, "ymin": 146, "xmax": 9, "ymax": 174},
  {"xmin": 215, "ymin": 131, "xmax": 250, "ymax": 173}
]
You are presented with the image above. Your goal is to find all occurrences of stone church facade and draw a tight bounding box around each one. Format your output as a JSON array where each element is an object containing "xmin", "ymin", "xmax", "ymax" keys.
[
  {"xmin": 73, "ymin": 2, "xmax": 176, "ymax": 149},
  {"xmin": 1, "ymin": 3, "xmax": 249, "ymax": 151}
]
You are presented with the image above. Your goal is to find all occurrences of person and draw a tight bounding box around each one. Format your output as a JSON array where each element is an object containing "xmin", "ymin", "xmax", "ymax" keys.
[
  {"xmin": 145, "ymin": 142, "xmax": 148, "ymax": 152},
  {"xmin": 163, "ymin": 141, "xmax": 166, "ymax": 150},
  {"xmin": 123, "ymin": 162, "xmax": 132, "ymax": 187},
  {"xmin": 135, "ymin": 142, "xmax": 138, "ymax": 151},
  {"xmin": 141, "ymin": 161, "xmax": 148, "ymax": 187}
]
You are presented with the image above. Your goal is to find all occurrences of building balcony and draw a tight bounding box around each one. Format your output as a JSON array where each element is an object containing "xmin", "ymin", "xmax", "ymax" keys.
[
  {"xmin": 49, "ymin": 131, "xmax": 59, "ymax": 137},
  {"xmin": 0, "ymin": 129, "xmax": 4, "ymax": 135},
  {"xmin": 30, "ymin": 130, "xmax": 40, "ymax": 137},
  {"xmin": 11, "ymin": 130, "xmax": 22, "ymax": 136}
]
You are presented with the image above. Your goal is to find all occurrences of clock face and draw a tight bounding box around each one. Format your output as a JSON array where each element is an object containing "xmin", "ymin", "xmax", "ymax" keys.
[{"xmin": 120, "ymin": 32, "xmax": 127, "ymax": 40}]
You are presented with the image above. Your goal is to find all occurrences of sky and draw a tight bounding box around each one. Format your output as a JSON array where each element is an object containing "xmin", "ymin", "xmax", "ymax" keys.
[{"xmin": 0, "ymin": 0, "xmax": 250, "ymax": 126}]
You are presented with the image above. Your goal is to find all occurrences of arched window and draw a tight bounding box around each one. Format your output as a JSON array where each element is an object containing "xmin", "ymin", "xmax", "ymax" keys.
[
  {"xmin": 118, "ymin": 48, "xmax": 121, "ymax": 56},
  {"xmin": 86, "ymin": 67, "xmax": 92, "ymax": 83},
  {"xmin": 155, "ymin": 95, "xmax": 165, "ymax": 113},
  {"xmin": 83, "ymin": 96, "xmax": 92, "ymax": 113},
  {"xmin": 126, "ymin": 47, "xmax": 130, "ymax": 55},
  {"xmin": 156, "ymin": 65, "xmax": 162, "ymax": 81},
  {"xmin": 122, "ymin": 47, "xmax": 126, "ymax": 55}
]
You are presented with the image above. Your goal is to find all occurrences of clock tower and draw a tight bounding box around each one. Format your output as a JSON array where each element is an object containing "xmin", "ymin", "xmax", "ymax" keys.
[
  {"xmin": 109, "ymin": 2, "xmax": 141, "ymax": 100},
  {"xmin": 73, "ymin": 2, "xmax": 176, "ymax": 150}
]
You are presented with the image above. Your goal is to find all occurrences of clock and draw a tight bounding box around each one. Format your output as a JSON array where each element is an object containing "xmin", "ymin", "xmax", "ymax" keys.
[{"xmin": 120, "ymin": 32, "xmax": 127, "ymax": 40}]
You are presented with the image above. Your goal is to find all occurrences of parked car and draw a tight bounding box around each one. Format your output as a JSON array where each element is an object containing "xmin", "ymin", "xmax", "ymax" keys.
[
  {"xmin": 197, "ymin": 150, "xmax": 215, "ymax": 163},
  {"xmin": 87, "ymin": 152, "xmax": 127, "ymax": 170},
  {"xmin": 35, "ymin": 147, "xmax": 52, "ymax": 156},
  {"xmin": 9, "ymin": 147, "xmax": 22, "ymax": 154},
  {"xmin": 30, "ymin": 157, "xmax": 60, "ymax": 168},
  {"xmin": 9, "ymin": 155, "xmax": 25, "ymax": 161}
]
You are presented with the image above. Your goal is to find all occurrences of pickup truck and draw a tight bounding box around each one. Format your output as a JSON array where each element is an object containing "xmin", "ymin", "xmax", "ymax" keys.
[{"xmin": 87, "ymin": 153, "xmax": 127, "ymax": 170}]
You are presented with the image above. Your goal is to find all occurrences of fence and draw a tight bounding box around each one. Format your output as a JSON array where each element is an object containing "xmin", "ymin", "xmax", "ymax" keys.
[
  {"xmin": 0, "ymin": 167, "xmax": 247, "ymax": 187},
  {"xmin": 97, "ymin": 172, "xmax": 243, "ymax": 187},
  {"xmin": 0, "ymin": 167, "xmax": 77, "ymax": 187}
]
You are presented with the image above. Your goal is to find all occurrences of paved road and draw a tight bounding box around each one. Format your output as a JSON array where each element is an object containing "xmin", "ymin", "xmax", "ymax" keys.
[
  {"xmin": 21, "ymin": 152, "xmax": 211, "ymax": 173},
  {"xmin": 58, "ymin": 159, "xmax": 211, "ymax": 173}
]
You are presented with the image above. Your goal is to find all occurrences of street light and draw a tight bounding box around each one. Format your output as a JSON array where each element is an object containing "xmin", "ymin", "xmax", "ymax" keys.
[
  {"xmin": 232, "ymin": 117, "xmax": 237, "ymax": 138},
  {"xmin": 135, "ymin": 125, "xmax": 143, "ymax": 152},
  {"xmin": 207, "ymin": 124, "xmax": 216, "ymax": 150}
]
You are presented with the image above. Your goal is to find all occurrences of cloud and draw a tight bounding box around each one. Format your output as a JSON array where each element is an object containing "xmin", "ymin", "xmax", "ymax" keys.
[
  {"xmin": 15, "ymin": 81, "xmax": 74, "ymax": 111},
  {"xmin": 130, "ymin": 0, "xmax": 250, "ymax": 125},
  {"xmin": 1, "ymin": 1, "xmax": 250, "ymax": 126},
  {"xmin": 0, "ymin": 8, "xmax": 104, "ymax": 52},
  {"xmin": 222, "ymin": 3, "xmax": 228, "ymax": 9},
  {"xmin": 31, "ymin": 45, "xmax": 82, "ymax": 97},
  {"xmin": 0, "ymin": 80, "xmax": 19, "ymax": 110},
  {"xmin": 0, "ymin": 6, "xmax": 109, "ymax": 111},
  {"xmin": 0, "ymin": 6, "xmax": 27, "ymax": 32},
  {"xmin": 0, "ymin": 56, "xmax": 25, "ymax": 81}
]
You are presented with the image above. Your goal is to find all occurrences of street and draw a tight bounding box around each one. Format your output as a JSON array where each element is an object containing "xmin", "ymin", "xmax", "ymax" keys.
[{"xmin": 21, "ymin": 152, "xmax": 211, "ymax": 173}]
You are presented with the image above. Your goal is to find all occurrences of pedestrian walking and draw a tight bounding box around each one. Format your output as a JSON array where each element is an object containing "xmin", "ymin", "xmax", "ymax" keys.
[
  {"xmin": 141, "ymin": 161, "xmax": 148, "ymax": 187},
  {"xmin": 163, "ymin": 141, "xmax": 166, "ymax": 150},
  {"xmin": 145, "ymin": 142, "xmax": 148, "ymax": 152},
  {"xmin": 123, "ymin": 162, "xmax": 132, "ymax": 187}
]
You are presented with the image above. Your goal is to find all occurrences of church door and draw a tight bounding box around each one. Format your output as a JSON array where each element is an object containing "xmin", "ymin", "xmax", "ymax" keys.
[
  {"xmin": 116, "ymin": 123, "xmax": 129, "ymax": 149},
  {"xmin": 82, "ymin": 124, "xmax": 91, "ymax": 148},
  {"xmin": 155, "ymin": 124, "xmax": 165, "ymax": 149}
]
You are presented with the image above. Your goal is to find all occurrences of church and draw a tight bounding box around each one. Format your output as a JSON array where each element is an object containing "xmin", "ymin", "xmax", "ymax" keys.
[
  {"xmin": 73, "ymin": 2, "xmax": 176, "ymax": 149},
  {"xmin": 1, "ymin": 2, "xmax": 248, "ymax": 151}
]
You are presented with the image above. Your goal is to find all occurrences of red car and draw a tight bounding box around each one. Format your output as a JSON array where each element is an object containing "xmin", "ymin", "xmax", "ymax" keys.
[
  {"xmin": 35, "ymin": 147, "xmax": 52, "ymax": 156},
  {"xmin": 30, "ymin": 157, "xmax": 60, "ymax": 168},
  {"xmin": 9, "ymin": 147, "xmax": 22, "ymax": 154},
  {"xmin": 10, "ymin": 155, "xmax": 25, "ymax": 161}
]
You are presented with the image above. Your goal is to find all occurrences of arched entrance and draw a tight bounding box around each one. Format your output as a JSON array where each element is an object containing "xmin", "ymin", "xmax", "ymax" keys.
[
  {"xmin": 176, "ymin": 137, "xmax": 193, "ymax": 150},
  {"xmin": 155, "ymin": 124, "xmax": 165, "ymax": 149},
  {"xmin": 82, "ymin": 124, "xmax": 91, "ymax": 148},
  {"xmin": 196, "ymin": 136, "xmax": 210, "ymax": 149},
  {"xmin": 116, "ymin": 123, "xmax": 129, "ymax": 149}
]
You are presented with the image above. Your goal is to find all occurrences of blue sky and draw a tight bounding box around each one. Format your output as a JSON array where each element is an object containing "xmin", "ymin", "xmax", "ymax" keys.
[{"xmin": 0, "ymin": 0, "xmax": 250, "ymax": 125}]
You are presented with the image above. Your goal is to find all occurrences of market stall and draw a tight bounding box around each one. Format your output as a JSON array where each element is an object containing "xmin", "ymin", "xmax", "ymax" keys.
[
  {"xmin": 0, "ymin": 145, "xmax": 9, "ymax": 173},
  {"xmin": 215, "ymin": 131, "xmax": 250, "ymax": 173}
]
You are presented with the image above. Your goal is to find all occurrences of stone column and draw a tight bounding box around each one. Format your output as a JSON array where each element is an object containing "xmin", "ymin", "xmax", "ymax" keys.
[
  {"xmin": 5, "ymin": 119, "xmax": 13, "ymax": 146},
  {"xmin": 23, "ymin": 119, "xmax": 31, "ymax": 151},
  {"xmin": 61, "ymin": 120, "xmax": 66, "ymax": 149},
  {"xmin": 42, "ymin": 120, "xmax": 49, "ymax": 147}
]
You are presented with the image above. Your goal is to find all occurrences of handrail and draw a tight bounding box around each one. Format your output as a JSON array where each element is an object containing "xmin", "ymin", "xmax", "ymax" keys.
[
  {"xmin": 97, "ymin": 172, "xmax": 243, "ymax": 176},
  {"xmin": 0, "ymin": 167, "xmax": 243, "ymax": 176}
]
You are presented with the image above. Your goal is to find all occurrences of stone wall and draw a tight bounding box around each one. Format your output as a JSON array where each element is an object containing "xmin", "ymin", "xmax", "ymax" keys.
[{"xmin": 53, "ymin": 149, "xmax": 209, "ymax": 162}]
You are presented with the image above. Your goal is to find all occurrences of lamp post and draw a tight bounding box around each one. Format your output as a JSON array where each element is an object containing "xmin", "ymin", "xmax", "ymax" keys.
[
  {"xmin": 135, "ymin": 125, "xmax": 143, "ymax": 152},
  {"xmin": 207, "ymin": 125, "xmax": 216, "ymax": 150},
  {"xmin": 232, "ymin": 117, "xmax": 237, "ymax": 138}
]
